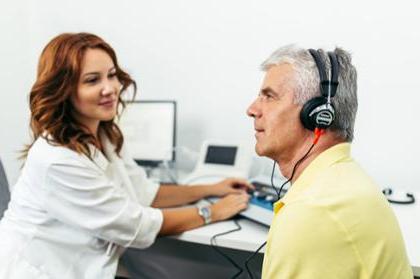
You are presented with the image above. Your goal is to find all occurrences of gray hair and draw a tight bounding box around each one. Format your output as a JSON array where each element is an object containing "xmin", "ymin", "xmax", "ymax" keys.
[{"xmin": 261, "ymin": 45, "xmax": 358, "ymax": 142}]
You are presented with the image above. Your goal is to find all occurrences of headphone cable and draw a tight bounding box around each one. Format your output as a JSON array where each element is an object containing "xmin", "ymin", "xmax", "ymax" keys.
[
  {"xmin": 210, "ymin": 219, "xmax": 244, "ymax": 278},
  {"xmin": 245, "ymin": 131, "xmax": 322, "ymax": 278},
  {"xmin": 244, "ymin": 241, "xmax": 266, "ymax": 279},
  {"xmin": 272, "ymin": 132, "xmax": 319, "ymax": 201}
]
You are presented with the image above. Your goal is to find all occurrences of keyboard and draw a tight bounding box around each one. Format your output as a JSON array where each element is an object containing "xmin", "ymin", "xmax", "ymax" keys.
[{"xmin": 208, "ymin": 181, "xmax": 287, "ymax": 227}]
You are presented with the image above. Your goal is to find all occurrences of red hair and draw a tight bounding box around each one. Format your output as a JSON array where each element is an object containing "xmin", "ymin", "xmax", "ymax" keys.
[{"xmin": 22, "ymin": 32, "xmax": 136, "ymax": 159}]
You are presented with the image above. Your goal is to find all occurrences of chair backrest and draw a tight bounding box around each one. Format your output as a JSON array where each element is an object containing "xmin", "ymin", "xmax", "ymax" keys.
[{"xmin": 0, "ymin": 158, "xmax": 10, "ymax": 218}]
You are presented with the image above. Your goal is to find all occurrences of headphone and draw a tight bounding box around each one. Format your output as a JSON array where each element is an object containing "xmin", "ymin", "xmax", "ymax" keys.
[
  {"xmin": 382, "ymin": 188, "xmax": 416, "ymax": 205},
  {"xmin": 300, "ymin": 49, "xmax": 339, "ymax": 131}
]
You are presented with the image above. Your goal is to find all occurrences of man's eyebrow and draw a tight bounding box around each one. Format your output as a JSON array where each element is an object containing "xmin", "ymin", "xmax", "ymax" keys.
[{"xmin": 260, "ymin": 87, "xmax": 278, "ymax": 95}]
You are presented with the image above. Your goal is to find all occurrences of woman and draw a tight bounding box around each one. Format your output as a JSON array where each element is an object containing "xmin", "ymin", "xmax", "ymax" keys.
[{"xmin": 0, "ymin": 32, "xmax": 251, "ymax": 279}]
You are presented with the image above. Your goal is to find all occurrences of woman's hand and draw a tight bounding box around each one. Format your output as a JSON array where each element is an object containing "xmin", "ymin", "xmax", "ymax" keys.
[
  {"xmin": 211, "ymin": 192, "xmax": 250, "ymax": 222},
  {"xmin": 208, "ymin": 178, "xmax": 254, "ymax": 197}
]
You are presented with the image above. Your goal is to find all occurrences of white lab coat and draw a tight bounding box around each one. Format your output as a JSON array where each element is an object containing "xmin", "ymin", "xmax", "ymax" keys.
[{"xmin": 0, "ymin": 135, "xmax": 163, "ymax": 279}]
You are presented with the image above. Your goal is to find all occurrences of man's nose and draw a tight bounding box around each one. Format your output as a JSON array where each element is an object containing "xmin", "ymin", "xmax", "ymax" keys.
[{"xmin": 247, "ymin": 99, "xmax": 259, "ymax": 118}]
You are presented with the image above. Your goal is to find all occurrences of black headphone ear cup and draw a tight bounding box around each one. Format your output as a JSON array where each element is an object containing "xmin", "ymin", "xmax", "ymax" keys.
[{"xmin": 300, "ymin": 97, "xmax": 328, "ymax": 131}]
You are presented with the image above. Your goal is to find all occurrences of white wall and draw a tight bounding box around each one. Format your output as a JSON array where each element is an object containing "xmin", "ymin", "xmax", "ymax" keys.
[{"xmin": 1, "ymin": 0, "xmax": 419, "ymax": 190}]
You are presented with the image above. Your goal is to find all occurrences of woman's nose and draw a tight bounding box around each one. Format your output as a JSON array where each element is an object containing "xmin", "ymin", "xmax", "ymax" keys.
[{"xmin": 101, "ymin": 82, "xmax": 114, "ymax": 96}]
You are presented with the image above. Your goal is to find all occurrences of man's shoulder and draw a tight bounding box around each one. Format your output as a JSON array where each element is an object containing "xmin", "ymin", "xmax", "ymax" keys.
[{"xmin": 315, "ymin": 158, "xmax": 379, "ymax": 193}]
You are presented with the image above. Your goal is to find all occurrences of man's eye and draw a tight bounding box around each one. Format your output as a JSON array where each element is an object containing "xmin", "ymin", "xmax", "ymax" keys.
[{"xmin": 260, "ymin": 93, "xmax": 271, "ymax": 100}]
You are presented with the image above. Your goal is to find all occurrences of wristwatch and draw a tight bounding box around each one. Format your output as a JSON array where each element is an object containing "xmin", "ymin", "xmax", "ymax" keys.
[{"xmin": 197, "ymin": 205, "xmax": 212, "ymax": 224}]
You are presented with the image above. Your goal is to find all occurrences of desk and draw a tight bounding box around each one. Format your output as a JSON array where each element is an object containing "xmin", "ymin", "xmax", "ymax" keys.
[
  {"xmin": 390, "ymin": 195, "xmax": 420, "ymax": 276},
  {"xmin": 173, "ymin": 203, "xmax": 269, "ymax": 253},
  {"xmin": 171, "ymin": 192, "xmax": 420, "ymax": 276}
]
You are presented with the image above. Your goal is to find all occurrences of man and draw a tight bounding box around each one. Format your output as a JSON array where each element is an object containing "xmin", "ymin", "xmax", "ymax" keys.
[{"xmin": 247, "ymin": 45, "xmax": 412, "ymax": 278}]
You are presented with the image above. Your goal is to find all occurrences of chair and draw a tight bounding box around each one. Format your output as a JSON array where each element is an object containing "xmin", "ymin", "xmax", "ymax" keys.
[{"xmin": 0, "ymin": 158, "xmax": 10, "ymax": 218}]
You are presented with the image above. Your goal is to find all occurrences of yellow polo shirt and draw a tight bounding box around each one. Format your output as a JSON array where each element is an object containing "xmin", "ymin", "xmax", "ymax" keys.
[{"xmin": 262, "ymin": 143, "xmax": 412, "ymax": 279}]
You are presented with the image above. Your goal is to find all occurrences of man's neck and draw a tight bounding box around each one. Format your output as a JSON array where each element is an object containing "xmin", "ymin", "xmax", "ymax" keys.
[{"xmin": 277, "ymin": 133, "xmax": 345, "ymax": 184}]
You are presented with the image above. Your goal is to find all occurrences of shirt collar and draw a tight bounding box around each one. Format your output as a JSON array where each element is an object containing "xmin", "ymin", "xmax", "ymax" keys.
[{"xmin": 274, "ymin": 142, "xmax": 351, "ymax": 212}]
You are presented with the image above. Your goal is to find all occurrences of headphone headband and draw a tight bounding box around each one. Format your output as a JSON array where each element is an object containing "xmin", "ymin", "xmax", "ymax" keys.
[
  {"xmin": 327, "ymin": 51, "xmax": 339, "ymax": 98},
  {"xmin": 309, "ymin": 49, "xmax": 328, "ymax": 99},
  {"xmin": 308, "ymin": 49, "xmax": 339, "ymax": 99}
]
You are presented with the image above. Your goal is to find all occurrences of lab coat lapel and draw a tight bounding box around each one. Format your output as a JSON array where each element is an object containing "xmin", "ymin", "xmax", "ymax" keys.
[
  {"xmin": 102, "ymin": 135, "xmax": 138, "ymax": 200},
  {"xmin": 89, "ymin": 144, "xmax": 109, "ymax": 172}
]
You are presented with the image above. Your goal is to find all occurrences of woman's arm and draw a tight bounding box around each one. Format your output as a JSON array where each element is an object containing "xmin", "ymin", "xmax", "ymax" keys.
[
  {"xmin": 44, "ymin": 155, "xmax": 163, "ymax": 249},
  {"xmin": 159, "ymin": 192, "xmax": 250, "ymax": 235},
  {"xmin": 151, "ymin": 184, "xmax": 213, "ymax": 208},
  {"xmin": 151, "ymin": 178, "xmax": 253, "ymax": 208}
]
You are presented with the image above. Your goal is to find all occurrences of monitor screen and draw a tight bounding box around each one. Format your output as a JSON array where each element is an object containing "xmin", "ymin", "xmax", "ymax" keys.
[
  {"xmin": 204, "ymin": 145, "xmax": 237, "ymax": 165},
  {"xmin": 118, "ymin": 100, "xmax": 176, "ymax": 166}
]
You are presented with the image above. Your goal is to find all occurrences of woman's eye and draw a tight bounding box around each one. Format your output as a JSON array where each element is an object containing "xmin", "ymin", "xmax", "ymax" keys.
[
  {"xmin": 109, "ymin": 72, "xmax": 117, "ymax": 79},
  {"xmin": 85, "ymin": 78, "xmax": 98, "ymax": 84}
]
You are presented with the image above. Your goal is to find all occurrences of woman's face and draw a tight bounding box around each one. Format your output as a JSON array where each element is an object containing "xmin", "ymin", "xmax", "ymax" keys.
[{"xmin": 71, "ymin": 48, "xmax": 122, "ymax": 134}]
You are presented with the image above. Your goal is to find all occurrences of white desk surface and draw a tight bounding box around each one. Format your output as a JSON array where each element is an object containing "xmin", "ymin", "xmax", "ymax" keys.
[
  {"xmin": 390, "ymin": 193, "xmax": 420, "ymax": 276},
  {"xmin": 171, "ymin": 190, "xmax": 420, "ymax": 276},
  {"xmin": 173, "ymin": 216, "xmax": 269, "ymax": 252}
]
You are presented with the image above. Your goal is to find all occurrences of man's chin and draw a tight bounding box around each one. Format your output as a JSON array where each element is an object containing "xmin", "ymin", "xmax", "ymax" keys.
[
  {"xmin": 255, "ymin": 144, "xmax": 277, "ymax": 160},
  {"xmin": 255, "ymin": 144, "xmax": 266, "ymax": 157}
]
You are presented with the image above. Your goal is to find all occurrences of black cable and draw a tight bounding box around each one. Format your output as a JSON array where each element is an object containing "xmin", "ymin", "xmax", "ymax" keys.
[
  {"xmin": 246, "ymin": 142, "xmax": 317, "ymax": 278},
  {"xmin": 270, "ymin": 160, "xmax": 279, "ymax": 197},
  {"xmin": 210, "ymin": 219, "xmax": 244, "ymax": 278},
  {"xmin": 275, "ymin": 142, "xmax": 316, "ymax": 200},
  {"xmin": 382, "ymin": 188, "xmax": 416, "ymax": 205},
  {"xmin": 244, "ymin": 241, "xmax": 267, "ymax": 279}
]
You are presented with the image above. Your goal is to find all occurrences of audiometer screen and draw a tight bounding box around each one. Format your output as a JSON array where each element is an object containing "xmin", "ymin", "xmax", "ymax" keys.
[{"xmin": 204, "ymin": 146, "xmax": 237, "ymax": 165}]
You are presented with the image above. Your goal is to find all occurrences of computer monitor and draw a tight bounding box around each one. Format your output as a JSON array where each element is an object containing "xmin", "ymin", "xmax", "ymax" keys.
[{"xmin": 118, "ymin": 100, "xmax": 176, "ymax": 167}]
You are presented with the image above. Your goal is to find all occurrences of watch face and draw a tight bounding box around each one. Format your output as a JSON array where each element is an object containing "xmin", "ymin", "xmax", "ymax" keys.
[
  {"xmin": 201, "ymin": 207, "xmax": 210, "ymax": 218},
  {"xmin": 199, "ymin": 206, "xmax": 211, "ymax": 224}
]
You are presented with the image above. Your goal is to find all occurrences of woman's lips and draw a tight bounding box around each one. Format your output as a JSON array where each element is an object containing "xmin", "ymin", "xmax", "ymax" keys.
[{"xmin": 99, "ymin": 99, "xmax": 115, "ymax": 107}]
